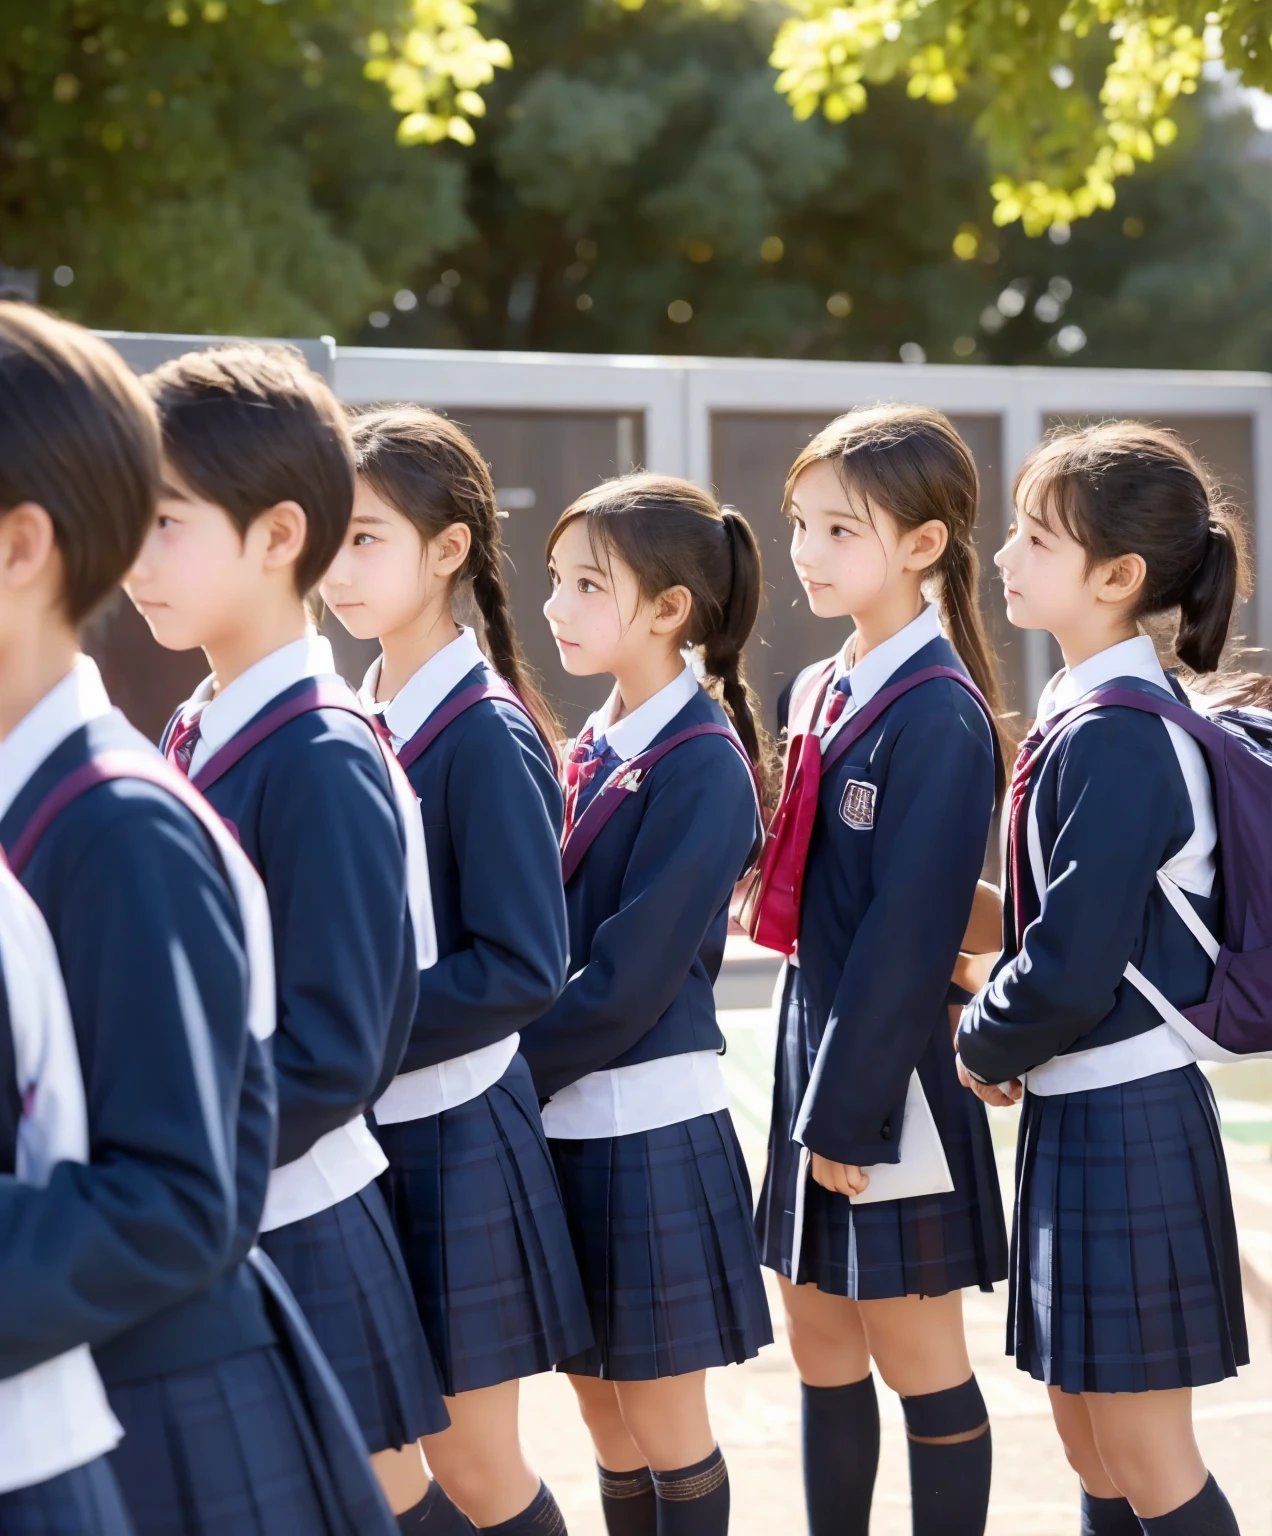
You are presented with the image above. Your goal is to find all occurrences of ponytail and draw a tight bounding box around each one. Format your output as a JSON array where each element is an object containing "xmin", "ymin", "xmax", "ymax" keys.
[
  {"xmin": 1177, "ymin": 511, "xmax": 1243, "ymax": 674},
  {"xmin": 937, "ymin": 536, "xmax": 1009, "ymax": 801},
  {"xmin": 703, "ymin": 510, "xmax": 778, "ymax": 797}
]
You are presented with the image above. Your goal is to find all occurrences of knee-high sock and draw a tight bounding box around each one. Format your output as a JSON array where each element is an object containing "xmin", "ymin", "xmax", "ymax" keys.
[
  {"xmin": 901, "ymin": 1375, "xmax": 991, "ymax": 1536},
  {"xmin": 478, "ymin": 1480, "xmax": 566, "ymax": 1534},
  {"xmin": 801, "ymin": 1376, "xmax": 879, "ymax": 1536},
  {"xmin": 651, "ymin": 1447, "xmax": 729, "ymax": 1536},
  {"xmin": 397, "ymin": 1479, "xmax": 476, "ymax": 1532},
  {"xmin": 597, "ymin": 1465, "xmax": 657, "ymax": 1536},
  {"xmin": 1081, "ymin": 1489, "xmax": 1144, "ymax": 1535},
  {"xmin": 1137, "ymin": 1474, "xmax": 1239, "ymax": 1536}
]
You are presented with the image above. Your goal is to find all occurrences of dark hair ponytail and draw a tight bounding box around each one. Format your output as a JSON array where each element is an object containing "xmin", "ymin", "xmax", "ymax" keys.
[
  {"xmin": 1015, "ymin": 422, "xmax": 1252, "ymax": 678},
  {"xmin": 547, "ymin": 474, "xmax": 777, "ymax": 801},
  {"xmin": 349, "ymin": 405, "xmax": 560, "ymax": 748}
]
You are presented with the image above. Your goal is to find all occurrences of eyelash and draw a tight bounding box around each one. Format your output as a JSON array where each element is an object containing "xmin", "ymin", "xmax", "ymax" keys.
[
  {"xmin": 578, "ymin": 579, "xmax": 599, "ymax": 594},
  {"xmin": 352, "ymin": 533, "xmax": 377, "ymax": 547}
]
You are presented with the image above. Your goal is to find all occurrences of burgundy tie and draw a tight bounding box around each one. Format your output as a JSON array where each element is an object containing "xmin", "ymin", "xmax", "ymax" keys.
[
  {"xmin": 1006, "ymin": 719, "xmax": 1048, "ymax": 943},
  {"xmin": 166, "ymin": 712, "xmax": 203, "ymax": 777},
  {"xmin": 822, "ymin": 675, "xmax": 853, "ymax": 730},
  {"xmin": 563, "ymin": 729, "xmax": 614, "ymax": 842}
]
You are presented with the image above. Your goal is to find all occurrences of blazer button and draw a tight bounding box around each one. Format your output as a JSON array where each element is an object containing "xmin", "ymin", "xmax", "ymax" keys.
[{"xmin": 880, "ymin": 1123, "xmax": 892, "ymax": 1140}]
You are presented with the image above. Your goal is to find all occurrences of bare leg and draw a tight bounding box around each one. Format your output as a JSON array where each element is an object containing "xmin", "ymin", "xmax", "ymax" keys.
[
  {"xmin": 568, "ymin": 1375, "xmax": 647, "ymax": 1472},
  {"xmin": 1084, "ymin": 1389, "xmax": 1208, "ymax": 1520},
  {"xmin": 855, "ymin": 1291, "xmax": 972, "ymax": 1396},
  {"xmin": 1046, "ymin": 1387, "xmax": 1123, "ymax": 1500},
  {"xmin": 421, "ymin": 1380, "xmax": 540, "ymax": 1527},
  {"xmin": 370, "ymin": 1442, "xmax": 432, "ymax": 1516},
  {"xmin": 777, "ymin": 1273, "xmax": 871, "ymax": 1386},
  {"xmin": 611, "ymin": 1372, "xmax": 715, "ymax": 1472}
]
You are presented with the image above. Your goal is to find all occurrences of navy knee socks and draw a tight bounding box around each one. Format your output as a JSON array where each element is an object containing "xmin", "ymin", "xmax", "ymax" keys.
[
  {"xmin": 1138, "ymin": 1474, "xmax": 1239, "ymax": 1535},
  {"xmin": 901, "ymin": 1375, "xmax": 991, "ymax": 1536},
  {"xmin": 801, "ymin": 1375, "xmax": 880, "ymax": 1536},
  {"xmin": 398, "ymin": 1479, "xmax": 475, "ymax": 1532},
  {"xmin": 1081, "ymin": 1489, "xmax": 1143, "ymax": 1535},
  {"xmin": 651, "ymin": 1447, "xmax": 729, "ymax": 1536},
  {"xmin": 597, "ymin": 1465, "xmax": 657, "ymax": 1536},
  {"xmin": 478, "ymin": 1481, "xmax": 566, "ymax": 1534}
]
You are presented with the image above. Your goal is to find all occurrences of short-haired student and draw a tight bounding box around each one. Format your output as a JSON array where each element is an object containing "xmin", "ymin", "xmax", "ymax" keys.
[
  {"xmin": 753, "ymin": 407, "xmax": 1009, "ymax": 1536},
  {"xmin": 521, "ymin": 475, "xmax": 774, "ymax": 1536},
  {"xmin": 0, "ymin": 308, "xmax": 395, "ymax": 1535},
  {"xmin": 126, "ymin": 345, "xmax": 456, "ymax": 1530},
  {"xmin": 958, "ymin": 424, "xmax": 1249, "ymax": 1536},
  {"xmin": 321, "ymin": 406, "xmax": 592, "ymax": 1536}
]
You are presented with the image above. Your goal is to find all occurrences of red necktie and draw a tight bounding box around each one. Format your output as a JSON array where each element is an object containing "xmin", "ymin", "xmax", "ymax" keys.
[
  {"xmin": 563, "ymin": 729, "xmax": 612, "ymax": 842},
  {"xmin": 1007, "ymin": 719, "xmax": 1048, "ymax": 943},
  {"xmin": 166, "ymin": 713, "xmax": 203, "ymax": 777},
  {"xmin": 822, "ymin": 675, "xmax": 853, "ymax": 730}
]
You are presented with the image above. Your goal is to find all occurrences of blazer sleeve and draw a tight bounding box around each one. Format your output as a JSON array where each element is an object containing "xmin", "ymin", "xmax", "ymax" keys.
[
  {"xmin": 795, "ymin": 702, "xmax": 994, "ymax": 1166},
  {"xmin": 0, "ymin": 797, "xmax": 249, "ymax": 1377},
  {"xmin": 957, "ymin": 715, "xmax": 1179, "ymax": 1085},
  {"xmin": 520, "ymin": 740, "xmax": 759, "ymax": 1101},
  {"xmin": 260, "ymin": 731, "xmax": 414, "ymax": 1168},
  {"xmin": 401, "ymin": 713, "xmax": 568, "ymax": 1074}
]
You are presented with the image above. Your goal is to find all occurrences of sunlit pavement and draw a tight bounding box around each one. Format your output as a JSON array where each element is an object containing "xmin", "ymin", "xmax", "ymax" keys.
[{"xmin": 520, "ymin": 1001, "xmax": 1272, "ymax": 1535}]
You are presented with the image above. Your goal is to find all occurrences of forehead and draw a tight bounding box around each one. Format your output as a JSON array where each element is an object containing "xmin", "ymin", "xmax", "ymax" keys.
[
  {"xmin": 791, "ymin": 458, "xmax": 869, "ymax": 518},
  {"xmin": 551, "ymin": 516, "xmax": 600, "ymax": 565},
  {"xmin": 351, "ymin": 475, "xmax": 403, "ymax": 522}
]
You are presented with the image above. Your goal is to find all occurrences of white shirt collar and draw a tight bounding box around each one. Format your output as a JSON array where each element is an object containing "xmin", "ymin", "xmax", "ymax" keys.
[
  {"xmin": 358, "ymin": 627, "xmax": 487, "ymax": 747},
  {"xmin": 828, "ymin": 603, "xmax": 944, "ymax": 716},
  {"xmin": 1041, "ymin": 634, "xmax": 1170, "ymax": 722},
  {"xmin": 187, "ymin": 633, "xmax": 335, "ymax": 763},
  {"xmin": 0, "ymin": 656, "xmax": 114, "ymax": 826},
  {"xmin": 587, "ymin": 663, "xmax": 700, "ymax": 761}
]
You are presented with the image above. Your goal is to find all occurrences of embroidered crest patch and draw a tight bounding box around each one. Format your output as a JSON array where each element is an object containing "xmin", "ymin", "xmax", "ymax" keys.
[
  {"xmin": 613, "ymin": 766, "xmax": 645, "ymax": 794},
  {"xmin": 839, "ymin": 779, "xmax": 877, "ymax": 830}
]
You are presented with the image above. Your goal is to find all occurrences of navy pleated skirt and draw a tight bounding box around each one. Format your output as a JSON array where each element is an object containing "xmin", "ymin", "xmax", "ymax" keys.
[
  {"xmin": 757, "ymin": 971, "xmax": 1008, "ymax": 1299},
  {"xmin": 258, "ymin": 1182, "xmax": 449, "ymax": 1448},
  {"xmin": 107, "ymin": 1344, "xmax": 396, "ymax": 1536},
  {"xmin": 376, "ymin": 1051, "xmax": 593, "ymax": 1396},
  {"xmin": 0, "ymin": 1461, "xmax": 134, "ymax": 1536},
  {"xmin": 1011, "ymin": 1064, "xmax": 1249, "ymax": 1394},
  {"xmin": 550, "ymin": 1108, "xmax": 774, "ymax": 1380}
]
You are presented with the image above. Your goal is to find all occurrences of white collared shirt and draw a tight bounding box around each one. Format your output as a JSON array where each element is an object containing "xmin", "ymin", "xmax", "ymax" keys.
[
  {"xmin": 0, "ymin": 656, "xmax": 113, "ymax": 826},
  {"xmin": 818, "ymin": 603, "xmax": 945, "ymax": 749},
  {"xmin": 543, "ymin": 660, "xmax": 732, "ymax": 1141},
  {"xmin": 359, "ymin": 626, "xmax": 487, "ymax": 750}
]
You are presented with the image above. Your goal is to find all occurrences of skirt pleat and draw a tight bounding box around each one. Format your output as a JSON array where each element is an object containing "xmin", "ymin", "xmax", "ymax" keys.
[
  {"xmin": 0, "ymin": 1460, "xmax": 135, "ymax": 1536},
  {"xmin": 1011, "ymin": 1064, "xmax": 1248, "ymax": 1393},
  {"xmin": 259, "ymin": 1182, "xmax": 448, "ymax": 1447},
  {"xmin": 107, "ymin": 1346, "xmax": 394, "ymax": 1536},
  {"xmin": 551, "ymin": 1109, "xmax": 773, "ymax": 1380},
  {"xmin": 376, "ymin": 1052, "xmax": 593, "ymax": 1396}
]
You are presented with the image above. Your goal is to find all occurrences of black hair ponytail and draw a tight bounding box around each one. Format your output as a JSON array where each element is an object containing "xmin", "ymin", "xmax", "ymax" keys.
[{"xmin": 1177, "ymin": 511, "xmax": 1243, "ymax": 674}]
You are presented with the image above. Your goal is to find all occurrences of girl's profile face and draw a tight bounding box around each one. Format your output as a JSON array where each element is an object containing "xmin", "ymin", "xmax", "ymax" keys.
[
  {"xmin": 319, "ymin": 476, "xmax": 434, "ymax": 642},
  {"xmin": 788, "ymin": 460, "xmax": 898, "ymax": 619},
  {"xmin": 995, "ymin": 490, "xmax": 1095, "ymax": 639},
  {"xmin": 544, "ymin": 516, "xmax": 656, "ymax": 678}
]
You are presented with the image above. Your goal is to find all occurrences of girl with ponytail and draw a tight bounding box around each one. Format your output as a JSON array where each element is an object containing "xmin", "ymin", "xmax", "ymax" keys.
[
  {"xmin": 520, "ymin": 474, "xmax": 773, "ymax": 1536},
  {"xmin": 320, "ymin": 406, "xmax": 592, "ymax": 1536},
  {"xmin": 754, "ymin": 406, "xmax": 1009, "ymax": 1536},
  {"xmin": 959, "ymin": 423, "xmax": 1250, "ymax": 1536}
]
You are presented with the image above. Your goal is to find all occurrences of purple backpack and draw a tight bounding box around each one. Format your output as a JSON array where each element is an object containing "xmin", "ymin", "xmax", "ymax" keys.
[{"xmin": 1047, "ymin": 688, "xmax": 1272, "ymax": 1060}]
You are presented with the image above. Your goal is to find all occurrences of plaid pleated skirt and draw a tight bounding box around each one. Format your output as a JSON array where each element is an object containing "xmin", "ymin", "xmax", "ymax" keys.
[
  {"xmin": 0, "ymin": 1460, "xmax": 134, "ymax": 1536},
  {"xmin": 1011, "ymin": 1063, "xmax": 1249, "ymax": 1394},
  {"xmin": 107, "ymin": 1344, "xmax": 395, "ymax": 1536},
  {"xmin": 550, "ymin": 1108, "xmax": 774, "ymax": 1380},
  {"xmin": 376, "ymin": 1051, "xmax": 593, "ymax": 1396},
  {"xmin": 258, "ymin": 1182, "xmax": 449, "ymax": 1448}
]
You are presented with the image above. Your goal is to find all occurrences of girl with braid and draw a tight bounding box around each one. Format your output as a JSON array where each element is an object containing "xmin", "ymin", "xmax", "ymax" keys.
[{"xmin": 321, "ymin": 407, "xmax": 591, "ymax": 1536}]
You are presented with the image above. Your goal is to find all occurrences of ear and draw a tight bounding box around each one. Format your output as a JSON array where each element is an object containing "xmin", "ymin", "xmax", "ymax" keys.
[
  {"xmin": 649, "ymin": 583, "xmax": 693, "ymax": 636},
  {"xmin": 902, "ymin": 518, "xmax": 949, "ymax": 573},
  {"xmin": 1093, "ymin": 551, "xmax": 1147, "ymax": 607},
  {"xmin": 429, "ymin": 521, "xmax": 472, "ymax": 579},
  {"xmin": 0, "ymin": 502, "xmax": 59, "ymax": 594},
  {"xmin": 258, "ymin": 500, "xmax": 309, "ymax": 572}
]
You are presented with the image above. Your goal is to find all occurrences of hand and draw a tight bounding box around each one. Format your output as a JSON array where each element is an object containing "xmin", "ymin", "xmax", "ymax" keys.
[
  {"xmin": 809, "ymin": 1153, "xmax": 870, "ymax": 1198},
  {"xmin": 955, "ymin": 1055, "xmax": 1022, "ymax": 1107}
]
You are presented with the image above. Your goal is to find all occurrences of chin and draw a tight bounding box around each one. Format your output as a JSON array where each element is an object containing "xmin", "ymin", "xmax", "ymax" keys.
[
  {"xmin": 555, "ymin": 645, "xmax": 596, "ymax": 677},
  {"xmin": 135, "ymin": 610, "xmax": 200, "ymax": 653},
  {"xmin": 805, "ymin": 586, "xmax": 850, "ymax": 619},
  {"xmin": 326, "ymin": 606, "xmax": 378, "ymax": 642}
]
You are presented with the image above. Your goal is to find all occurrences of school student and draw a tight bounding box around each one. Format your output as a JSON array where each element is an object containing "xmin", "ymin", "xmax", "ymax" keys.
[
  {"xmin": 0, "ymin": 307, "xmax": 397, "ymax": 1536},
  {"xmin": 125, "ymin": 345, "xmax": 457, "ymax": 1531},
  {"xmin": 520, "ymin": 475, "xmax": 773, "ymax": 1536},
  {"xmin": 752, "ymin": 407, "xmax": 1010, "ymax": 1536},
  {"xmin": 958, "ymin": 423, "xmax": 1249, "ymax": 1536},
  {"xmin": 320, "ymin": 406, "xmax": 592, "ymax": 1535}
]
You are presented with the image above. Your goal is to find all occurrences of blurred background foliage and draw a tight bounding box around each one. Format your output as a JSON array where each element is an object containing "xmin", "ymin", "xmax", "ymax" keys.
[{"xmin": 2, "ymin": 0, "xmax": 1270, "ymax": 370}]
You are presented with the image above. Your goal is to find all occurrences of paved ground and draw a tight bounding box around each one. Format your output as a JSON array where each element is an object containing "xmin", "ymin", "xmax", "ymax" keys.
[{"xmin": 518, "ymin": 1003, "xmax": 1272, "ymax": 1535}]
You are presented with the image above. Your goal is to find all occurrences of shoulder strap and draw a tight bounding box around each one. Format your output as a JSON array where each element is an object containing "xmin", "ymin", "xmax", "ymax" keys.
[
  {"xmin": 189, "ymin": 679, "xmax": 363, "ymax": 791},
  {"xmin": 820, "ymin": 665, "xmax": 994, "ymax": 776},
  {"xmin": 7, "ymin": 750, "xmax": 236, "ymax": 876},
  {"xmin": 561, "ymin": 723, "xmax": 755, "ymax": 885},
  {"xmin": 396, "ymin": 679, "xmax": 542, "ymax": 773},
  {"xmin": 789, "ymin": 660, "xmax": 836, "ymax": 739}
]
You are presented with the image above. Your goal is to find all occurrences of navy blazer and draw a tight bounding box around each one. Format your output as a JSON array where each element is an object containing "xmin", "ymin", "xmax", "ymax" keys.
[
  {"xmin": 788, "ymin": 636, "xmax": 995, "ymax": 1166},
  {"xmin": 520, "ymin": 687, "xmax": 761, "ymax": 1102},
  {"xmin": 958, "ymin": 680, "xmax": 1217, "ymax": 1086},
  {"xmin": 177, "ymin": 678, "xmax": 419, "ymax": 1168},
  {"xmin": 0, "ymin": 712, "xmax": 274, "ymax": 1386},
  {"xmin": 395, "ymin": 664, "xmax": 567, "ymax": 1074},
  {"xmin": 0, "ymin": 957, "xmax": 15, "ymax": 1176}
]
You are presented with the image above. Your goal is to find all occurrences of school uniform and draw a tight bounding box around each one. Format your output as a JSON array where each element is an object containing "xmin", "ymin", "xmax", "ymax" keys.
[
  {"xmin": 0, "ymin": 858, "xmax": 133, "ymax": 1536},
  {"xmin": 520, "ymin": 663, "xmax": 773, "ymax": 1380},
  {"xmin": 0, "ymin": 657, "xmax": 395, "ymax": 1536},
  {"xmin": 164, "ymin": 633, "xmax": 448, "ymax": 1449},
  {"xmin": 359, "ymin": 627, "xmax": 591, "ymax": 1395},
  {"xmin": 958, "ymin": 635, "xmax": 1248, "ymax": 1394},
  {"xmin": 755, "ymin": 605, "xmax": 1009, "ymax": 1300}
]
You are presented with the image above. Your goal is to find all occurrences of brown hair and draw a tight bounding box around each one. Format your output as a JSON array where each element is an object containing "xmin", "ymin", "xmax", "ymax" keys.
[
  {"xmin": 350, "ymin": 406, "xmax": 560, "ymax": 746},
  {"xmin": 146, "ymin": 343, "xmax": 354, "ymax": 595},
  {"xmin": 0, "ymin": 303, "xmax": 160, "ymax": 625},
  {"xmin": 546, "ymin": 473, "xmax": 775, "ymax": 797},
  {"xmin": 1016, "ymin": 421, "xmax": 1250, "ymax": 674},
  {"xmin": 1189, "ymin": 670, "xmax": 1272, "ymax": 711},
  {"xmin": 784, "ymin": 404, "xmax": 1009, "ymax": 796}
]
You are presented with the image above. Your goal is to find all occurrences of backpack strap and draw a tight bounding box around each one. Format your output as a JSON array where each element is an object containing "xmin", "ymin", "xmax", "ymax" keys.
[
  {"xmin": 561, "ymin": 723, "xmax": 756, "ymax": 886},
  {"xmin": 820, "ymin": 665, "xmax": 994, "ymax": 776},
  {"xmin": 189, "ymin": 680, "xmax": 365, "ymax": 791},
  {"xmin": 396, "ymin": 680, "xmax": 547, "ymax": 773}
]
